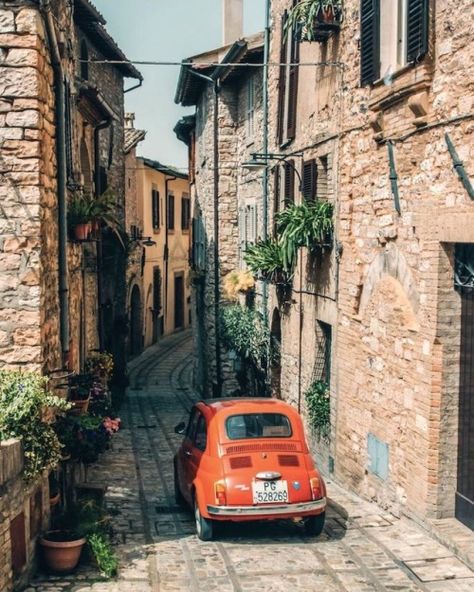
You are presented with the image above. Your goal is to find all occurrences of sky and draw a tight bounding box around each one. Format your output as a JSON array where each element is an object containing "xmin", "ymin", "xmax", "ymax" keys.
[{"xmin": 93, "ymin": 0, "xmax": 265, "ymax": 170}]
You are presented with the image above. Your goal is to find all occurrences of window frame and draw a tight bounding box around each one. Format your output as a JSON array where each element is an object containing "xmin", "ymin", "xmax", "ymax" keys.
[{"xmin": 152, "ymin": 186, "xmax": 160, "ymax": 231}]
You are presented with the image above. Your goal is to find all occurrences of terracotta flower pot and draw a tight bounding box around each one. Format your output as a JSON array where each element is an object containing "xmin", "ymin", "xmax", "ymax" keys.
[
  {"xmin": 74, "ymin": 223, "xmax": 91, "ymax": 241},
  {"xmin": 40, "ymin": 531, "xmax": 86, "ymax": 573},
  {"xmin": 69, "ymin": 397, "xmax": 90, "ymax": 416}
]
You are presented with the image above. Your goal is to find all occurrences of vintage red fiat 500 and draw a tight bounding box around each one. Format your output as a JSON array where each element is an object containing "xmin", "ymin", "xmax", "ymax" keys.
[{"xmin": 174, "ymin": 398, "xmax": 327, "ymax": 540}]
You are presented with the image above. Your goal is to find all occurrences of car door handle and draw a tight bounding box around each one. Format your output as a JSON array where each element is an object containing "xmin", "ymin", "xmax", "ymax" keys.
[{"xmin": 184, "ymin": 450, "xmax": 192, "ymax": 457}]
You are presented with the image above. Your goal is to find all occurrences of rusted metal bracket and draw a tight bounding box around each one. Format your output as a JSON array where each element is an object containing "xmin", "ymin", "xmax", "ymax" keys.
[
  {"xmin": 445, "ymin": 133, "xmax": 474, "ymax": 200},
  {"xmin": 387, "ymin": 141, "xmax": 401, "ymax": 214}
]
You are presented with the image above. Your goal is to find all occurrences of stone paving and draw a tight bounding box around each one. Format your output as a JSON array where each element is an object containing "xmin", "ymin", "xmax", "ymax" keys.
[{"xmin": 28, "ymin": 331, "xmax": 474, "ymax": 592}]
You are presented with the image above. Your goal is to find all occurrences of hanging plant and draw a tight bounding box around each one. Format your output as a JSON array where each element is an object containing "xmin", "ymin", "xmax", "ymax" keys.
[
  {"xmin": 285, "ymin": 0, "xmax": 343, "ymax": 42},
  {"xmin": 220, "ymin": 304, "xmax": 271, "ymax": 372},
  {"xmin": 244, "ymin": 239, "xmax": 292, "ymax": 284},
  {"xmin": 223, "ymin": 270, "xmax": 255, "ymax": 301},
  {"xmin": 276, "ymin": 201, "xmax": 334, "ymax": 270},
  {"xmin": 304, "ymin": 380, "xmax": 330, "ymax": 441}
]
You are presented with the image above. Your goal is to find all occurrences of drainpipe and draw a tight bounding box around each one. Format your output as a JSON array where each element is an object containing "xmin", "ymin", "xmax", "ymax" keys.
[
  {"xmin": 41, "ymin": 0, "xmax": 69, "ymax": 363},
  {"xmin": 94, "ymin": 119, "xmax": 112, "ymax": 350},
  {"xmin": 212, "ymin": 79, "xmax": 222, "ymax": 397},
  {"xmin": 165, "ymin": 174, "xmax": 177, "ymax": 332}
]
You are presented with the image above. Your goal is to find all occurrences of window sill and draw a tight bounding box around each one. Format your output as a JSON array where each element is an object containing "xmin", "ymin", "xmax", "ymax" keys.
[
  {"xmin": 152, "ymin": 228, "xmax": 161, "ymax": 235},
  {"xmin": 369, "ymin": 62, "xmax": 433, "ymax": 112},
  {"xmin": 181, "ymin": 229, "xmax": 190, "ymax": 234}
]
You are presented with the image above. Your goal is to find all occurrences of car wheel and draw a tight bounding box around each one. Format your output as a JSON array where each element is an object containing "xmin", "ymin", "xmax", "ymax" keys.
[
  {"xmin": 304, "ymin": 512, "xmax": 325, "ymax": 537},
  {"xmin": 194, "ymin": 495, "xmax": 214, "ymax": 541},
  {"xmin": 174, "ymin": 463, "xmax": 185, "ymax": 506}
]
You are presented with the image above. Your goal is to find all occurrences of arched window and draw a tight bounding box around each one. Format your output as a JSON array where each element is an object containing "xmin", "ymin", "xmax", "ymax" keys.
[{"xmin": 80, "ymin": 40, "xmax": 89, "ymax": 80}]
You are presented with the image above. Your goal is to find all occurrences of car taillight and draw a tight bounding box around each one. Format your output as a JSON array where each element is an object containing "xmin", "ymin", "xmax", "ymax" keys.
[
  {"xmin": 310, "ymin": 476, "xmax": 322, "ymax": 500},
  {"xmin": 214, "ymin": 482, "xmax": 227, "ymax": 506}
]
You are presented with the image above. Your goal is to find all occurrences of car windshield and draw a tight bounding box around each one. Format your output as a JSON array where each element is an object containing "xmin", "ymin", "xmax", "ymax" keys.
[{"xmin": 225, "ymin": 413, "xmax": 292, "ymax": 440}]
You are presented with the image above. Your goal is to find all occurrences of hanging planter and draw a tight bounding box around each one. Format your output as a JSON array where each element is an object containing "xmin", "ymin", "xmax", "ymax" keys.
[
  {"xmin": 73, "ymin": 222, "xmax": 92, "ymax": 241},
  {"xmin": 285, "ymin": 0, "xmax": 343, "ymax": 43}
]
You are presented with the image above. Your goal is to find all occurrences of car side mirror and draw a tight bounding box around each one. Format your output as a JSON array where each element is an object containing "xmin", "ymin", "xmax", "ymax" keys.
[{"xmin": 174, "ymin": 422, "xmax": 186, "ymax": 435}]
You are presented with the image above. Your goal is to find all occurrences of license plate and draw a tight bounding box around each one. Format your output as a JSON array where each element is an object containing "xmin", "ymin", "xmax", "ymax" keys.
[{"xmin": 252, "ymin": 480, "xmax": 288, "ymax": 504}]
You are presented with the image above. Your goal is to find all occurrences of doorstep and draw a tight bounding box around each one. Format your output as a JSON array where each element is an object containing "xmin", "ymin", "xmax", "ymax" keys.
[{"xmin": 422, "ymin": 517, "xmax": 474, "ymax": 571}]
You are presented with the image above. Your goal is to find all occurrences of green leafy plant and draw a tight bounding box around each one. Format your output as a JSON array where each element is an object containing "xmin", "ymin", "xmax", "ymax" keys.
[
  {"xmin": 304, "ymin": 380, "xmax": 330, "ymax": 441},
  {"xmin": 68, "ymin": 193, "xmax": 94, "ymax": 226},
  {"xmin": 90, "ymin": 189, "xmax": 126, "ymax": 249},
  {"xmin": 285, "ymin": 0, "xmax": 343, "ymax": 42},
  {"xmin": 276, "ymin": 201, "xmax": 334, "ymax": 271},
  {"xmin": 220, "ymin": 305, "xmax": 271, "ymax": 371},
  {"xmin": 244, "ymin": 239, "xmax": 291, "ymax": 281},
  {"xmin": 0, "ymin": 371, "xmax": 70, "ymax": 480},
  {"xmin": 87, "ymin": 533, "xmax": 119, "ymax": 578}
]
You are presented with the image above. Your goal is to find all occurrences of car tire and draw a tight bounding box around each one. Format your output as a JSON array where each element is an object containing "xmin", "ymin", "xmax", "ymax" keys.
[
  {"xmin": 174, "ymin": 463, "xmax": 185, "ymax": 506},
  {"xmin": 194, "ymin": 495, "xmax": 214, "ymax": 541},
  {"xmin": 304, "ymin": 512, "xmax": 325, "ymax": 537}
]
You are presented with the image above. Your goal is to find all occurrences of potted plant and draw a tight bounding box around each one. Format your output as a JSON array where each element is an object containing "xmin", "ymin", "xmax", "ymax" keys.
[
  {"xmin": 68, "ymin": 374, "xmax": 93, "ymax": 415},
  {"xmin": 68, "ymin": 193, "xmax": 93, "ymax": 241},
  {"xmin": 223, "ymin": 270, "xmax": 255, "ymax": 301},
  {"xmin": 39, "ymin": 530, "xmax": 87, "ymax": 573},
  {"xmin": 244, "ymin": 238, "xmax": 293, "ymax": 285},
  {"xmin": 90, "ymin": 188, "xmax": 126, "ymax": 248},
  {"xmin": 285, "ymin": 0, "xmax": 343, "ymax": 42}
]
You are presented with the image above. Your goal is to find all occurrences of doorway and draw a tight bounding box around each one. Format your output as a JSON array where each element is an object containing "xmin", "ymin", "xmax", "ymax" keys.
[
  {"xmin": 129, "ymin": 285, "xmax": 142, "ymax": 356},
  {"xmin": 455, "ymin": 243, "xmax": 474, "ymax": 530},
  {"xmin": 174, "ymin": 274, "xmax": 185, "ymax": 330}
]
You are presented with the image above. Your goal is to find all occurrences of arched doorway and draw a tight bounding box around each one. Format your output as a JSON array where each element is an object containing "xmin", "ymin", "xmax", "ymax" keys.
[
  {"xmin": 270, "ymin": 308, "xmax": 282, "ymax": 398},
  {"xmin": 129, "ymin": 285, "xmax": 142, "ymax": 356}
]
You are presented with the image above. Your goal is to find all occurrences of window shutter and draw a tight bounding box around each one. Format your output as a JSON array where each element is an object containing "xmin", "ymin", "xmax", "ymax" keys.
[
  {"xmin": 360, "ymin": 0, "xmax": 380, "ymax": 86},
  {"xmin": 152, "ymin": 190, "xmax": 159, "ymax": 229},
  {"xmin": 277, "ymin": 12, "xmax": 288, "ymax": 144},
  {"xmin": 286, "ymin": 23, "xmax": 300, "ymax": 141},
  {"xmin": 302, "ymin": 160, "xmax": 317, "ymax": 201},
  {"xmin": 273, "ymin": 166, "xmax": 281, "ymax": 236},
  {"xmin": 238, "ymin": 207, "xmax": 246, "ymax": 266},
  {"xmin": 64, "ymin": 79, "xmax": 74, "ymax": 181},
  {"xmin": 406, "ymin": 0, "xmax": 429, "ymax": 63},
  {"xmin": 284, "ymin": 160, "xmax": 295, "ymax": 204},
  {"xmin": 168, "ymin": 195, "xmax": 175, "ymax": 230}
]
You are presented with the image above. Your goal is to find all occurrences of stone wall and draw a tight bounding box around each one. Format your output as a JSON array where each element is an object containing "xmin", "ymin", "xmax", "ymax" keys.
[
  {"xmin": 0, "ymin": 2, "xmax": 61, "ymax": 373},
  {"xmin": 0, "ymin": 439, "xmax": 49, "ymax": 592}
]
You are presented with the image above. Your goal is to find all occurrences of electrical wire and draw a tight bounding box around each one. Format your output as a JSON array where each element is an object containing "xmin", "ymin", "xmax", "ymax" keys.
[{"xmin": 81, "ymin": 59, "xmax": 346, "ymax": 69}]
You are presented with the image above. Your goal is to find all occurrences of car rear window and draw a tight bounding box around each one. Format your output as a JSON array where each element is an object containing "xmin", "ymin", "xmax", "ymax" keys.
[{"xmin": 225, "ymin": 413, "xmax": 292, "ymax": 440}]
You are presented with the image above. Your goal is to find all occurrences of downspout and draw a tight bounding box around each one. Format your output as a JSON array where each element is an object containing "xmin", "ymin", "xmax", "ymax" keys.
[
  {"xmin": 262, "ymin": 0, "xmax": 271, "ymax": 391},
  {"xmin": 165, "ymin": 174, "xmax": 177, "ymax": 331},
  {"xmin": 41, "ymin": 0, "xmax": 70, "ymax": 363},
  {"xmin": 212, "ymin": 79, "xmax": 222, "ymax": 397},
  {"xmin": 94, "ymin": 119, "xmax": 112, "ymax": 350}
]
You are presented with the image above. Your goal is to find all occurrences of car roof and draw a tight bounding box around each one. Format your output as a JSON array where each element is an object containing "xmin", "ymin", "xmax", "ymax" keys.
[{"xmin": 200, "ymin": 398, "xmax": 296, "ymax": 414}]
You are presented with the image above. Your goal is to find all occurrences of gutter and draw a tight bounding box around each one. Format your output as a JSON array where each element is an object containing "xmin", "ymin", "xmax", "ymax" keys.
[{"xmin": 41, "ymin": 0, "xmax": 70, "ymax": 362}]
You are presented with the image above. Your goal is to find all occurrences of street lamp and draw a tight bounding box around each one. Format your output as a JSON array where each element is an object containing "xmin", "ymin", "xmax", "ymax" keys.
[
  {"xmin": 242, "ymin": 152, "xmax": 304, "ymax": 190},
  {"xmin": 141, "ymin": 237, "xmax": 157, "ymax": 247}
]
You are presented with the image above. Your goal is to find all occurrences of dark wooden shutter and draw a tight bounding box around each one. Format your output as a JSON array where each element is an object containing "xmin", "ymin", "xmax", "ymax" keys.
[
  {"xmin": 360, "ymin": 0, "xmax": 380, "ymax": 86},
  {"xmin": 152, "ymin": 190, "xmax": 159, "ymax": 229},
  {"xmin": 406, "ymin": 0, "xmax": 429, "ymax": 63},
  {"xmin": 181, "ymin": 197, "xmax": 190, "ymax": 230},
  {"xmin": 273, "ymin": 166, "xmax": 281, "ymax": 236},
  {"xmin": 153, "ymin": 266, "xmax": 162, "ymax": 312},
  {"xmin": 286, "ymin": 20, "xmax": 300, "ymax": 141},
  {"xmin": 168, "ymin": 195, "xmax": 175, "ymax": 230},
  {"xmin": 64, "ymin": 79, "xmax": 74, "ymax": 181},
  {"xmin": 277, "ymin": 12, "xmax": 288, "ymax": 144},
  {"xmin": 284, "ymin": 160, "xmax": 295, "ymax": 204},
  {"xmin": 302, "ymin": 159, "xmax": 317, "ymax": 201}
]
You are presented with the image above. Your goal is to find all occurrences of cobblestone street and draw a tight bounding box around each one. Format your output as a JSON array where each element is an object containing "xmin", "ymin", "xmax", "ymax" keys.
[{"xmin": 28, "ymin": 332, "xmax": 474, "ymax": 592}]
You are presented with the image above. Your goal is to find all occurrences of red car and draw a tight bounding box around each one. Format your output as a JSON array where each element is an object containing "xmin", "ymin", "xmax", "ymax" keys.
[{"xmin": 174, "ymin": 398, "xmax": 327, "ymax": 541}]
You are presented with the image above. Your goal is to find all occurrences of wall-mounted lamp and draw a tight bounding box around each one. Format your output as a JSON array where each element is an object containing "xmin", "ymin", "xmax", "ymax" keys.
[
  {"xmin": 141, "ymin": 237, "xmax": 157, "ymax": 247},
  {"xmin": 242, "ymin": 152, "xmax": 304, "ymax": 189}
]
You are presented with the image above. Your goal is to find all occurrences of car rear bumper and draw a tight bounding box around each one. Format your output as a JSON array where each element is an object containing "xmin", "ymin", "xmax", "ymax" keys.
[{"xmin": 207, "ymin": 497, "xmax": 326, "ymax": 518}]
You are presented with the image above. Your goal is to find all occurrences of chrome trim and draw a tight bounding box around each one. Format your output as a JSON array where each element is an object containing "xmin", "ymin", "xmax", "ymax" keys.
[
  {"xmin": 207, "ymin": 497, "xmax": 326, "ymax": 517},
  {"xmin": 255, "ymin": 471, "xmax": 281, "ymax": 480}
]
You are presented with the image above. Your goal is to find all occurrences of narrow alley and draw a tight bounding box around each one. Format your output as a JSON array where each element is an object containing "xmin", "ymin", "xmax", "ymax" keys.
[{"xmin": 28, "ymin": 333, "xmax": 474, "ymax": 592}]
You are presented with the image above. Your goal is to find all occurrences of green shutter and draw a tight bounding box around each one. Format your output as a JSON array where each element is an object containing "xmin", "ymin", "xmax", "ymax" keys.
[
  {"xmin": 406, "ymin": 0, "xmax": 429, "ymax": 63},
  {"xmin": 360, "ymin": 0, "xmax": 380, "ymax": 86}
]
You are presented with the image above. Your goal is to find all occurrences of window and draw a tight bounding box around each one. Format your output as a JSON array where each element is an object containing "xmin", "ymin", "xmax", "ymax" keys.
[
  {"xmin": 194, "ymin": 414, "xmax": 207, "ymax": 451},
  {"xmin": 152, "ymin": 187, "xmax": 160, "ymax": 230},
  {"xmin": 80, "ymin": 40, "xmax": 89, "ymax": 80},
  {"xmin": 192, "ymin": 212, "xmax": 206, "ymax": 270},
  {"xmin": 246, "ymin": 75, "xmax": 255, "ymax": 140},
  {"xmin": 167, "ymin": 194, "xmax": 175, "ymax": 230},
  {"xmin": 226, "ymin": 414, "xmax": 292, "ymax": 440},
  {"xmin": 277, "ymin": 3, "xmax": 300, "ymax": 145},
  {"xmin": 239, "ymin": 203, "xmax": 258, "ymax": 266},
  {"xmin": 368, "ymin": 433, "xmax": 389, "ymax": 480},
  {"xmin": 302, "ymin": 160, "xmax": 317, "ymax": 201},
  {"xmin": 273, "ymin": 166, "xmax": 281, "ymax": 236},
  {"xmin": 153, "ymin": 267, "xmax": 162, "ymax": 313},
  {"xmin": 186, "ymin": 409, "xmax": 200, "ymax": 440},
  {"xmin": 360, "ymin": 0, "xmax": 429, "ymax": 86},
  {"xmin": 64, "ymin": 80, "xmax": 73, "ymax": 182},
  {"xmin": 181, "ymin": 196, "xmax": 191, "ymax": 231},
  {"xmin": 318, "ymin": 155, "xmax": 329, "ymax": 201}
]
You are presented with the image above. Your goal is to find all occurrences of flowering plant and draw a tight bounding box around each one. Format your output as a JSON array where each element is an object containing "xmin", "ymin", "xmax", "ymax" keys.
[
  {"xmin": 223, "ymin": 270, "xmax": 255, "ymax": 301},
  {"xmin": 103, "ymin": 417, "xmax": 121, "ymax": 435},
  {"xmin": 85, "ymin": 352, "xmax": 114, "ymax": 379}
]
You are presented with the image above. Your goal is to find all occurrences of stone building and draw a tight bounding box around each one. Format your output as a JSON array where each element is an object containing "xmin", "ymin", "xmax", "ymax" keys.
[
  {"xmin": 176, "ymin": 0, "xmax": 474, "ymax": 534},
  {"xmin": 0, "ymin": 0, "xmax": 142, "ymax": 376},
  {"xmin": 175, "ymin": 6, "xmax": 264, "ymax": 395}
]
